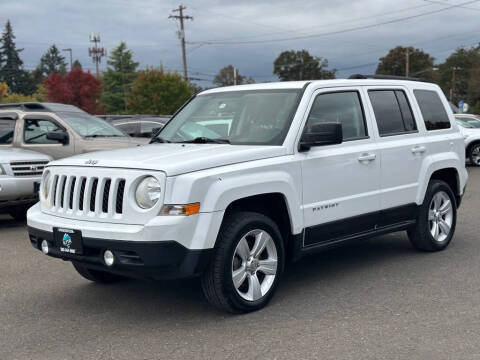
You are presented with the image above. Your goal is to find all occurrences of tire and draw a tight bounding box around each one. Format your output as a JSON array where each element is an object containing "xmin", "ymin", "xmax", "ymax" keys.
[
  {"xmin": 8, "ymin": 207, "xmax": 28, "ymax": 221},
  {"xmin": 72, "ymin": 262, "xmax": 125, "ymax": 283},
  {"xmin": 201, "ymin": 211, "xmax": 285, "ymax": 313},
  {"xmin": 469, "ymin": 143, "xmax": 480, "ymax": 166},
  {"xmin": 408, "ymin": 180, "xmax": 457, "ymax": 252}
]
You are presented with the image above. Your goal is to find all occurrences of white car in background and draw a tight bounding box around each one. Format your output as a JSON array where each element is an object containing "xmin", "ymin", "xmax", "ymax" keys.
[
  {"xmin": 455, "ymin": 115, "xmax": 480, "ymax": 166},
  {"xmin": 0, "ymin": 148, "xmax": 51, "ymax": 220}
]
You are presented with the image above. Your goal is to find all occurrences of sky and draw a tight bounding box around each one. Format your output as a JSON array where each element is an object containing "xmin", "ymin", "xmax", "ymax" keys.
[{"xmin": 1, "ymin": 0, "xmax": 479, "ymax": 86}]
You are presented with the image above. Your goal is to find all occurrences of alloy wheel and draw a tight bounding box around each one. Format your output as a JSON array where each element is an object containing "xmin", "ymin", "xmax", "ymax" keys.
[
  {"xmin": 428, "ymin": 191, "xmax": 454, "ymax": 242},
  {"xmin": 231, "ymin": 229, "xmax": 278, "ymax": 301}
]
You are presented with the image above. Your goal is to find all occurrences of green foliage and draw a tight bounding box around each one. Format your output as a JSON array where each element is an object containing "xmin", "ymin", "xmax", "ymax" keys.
[
  {"xmin": 273, "ymin": 50, "xmax": 335, "ymax": 81},
  {"xmin": 36, "ymin": 44, "xmax": 67, "ymax": 79},
  {"xmin": 437, "ymin": 46, "xmax": 480, "ymax": 105},
  {"xmin": 101, "ymin": 42, "xmax": 139, "ymax": 114},
  {"xmin": 0, "ymin": 20, "xmax": 29, "ymax": 94},
  {"xmin": 127, "ymin": 67, "xmax": 193, "ymax": 115},
  {"xmin": 0, "ymin": 92, "xmax": 39, "ymax": 103},
  {"xmin": 72, "ymin": 60, "xmax": 82, "ymax": 69},
  {"xmin": 213, "ymin": 65, "xmax": 254, "ymax": 86},
  {"xmin": 376, "ymin": 46, "xmax": 436, "ymax": 81}
]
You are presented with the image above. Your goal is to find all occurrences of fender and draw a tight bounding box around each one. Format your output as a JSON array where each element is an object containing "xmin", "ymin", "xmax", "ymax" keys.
[{"xmin": 416, "ymin": 151, "xmax": 464, "ymax": 204}]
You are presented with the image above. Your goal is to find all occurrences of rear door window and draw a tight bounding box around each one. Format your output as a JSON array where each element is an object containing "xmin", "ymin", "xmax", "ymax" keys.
[
  {"xmin": 368, "ymin": 90, "xmax": 417, "ymax": 136},
  {"xmin": 0, "ymin": 119, "xmax": 16, "ymax": 144},
  {"xmin": 413, "ymin": 90, "xmax": 451, "ymax": 130}
]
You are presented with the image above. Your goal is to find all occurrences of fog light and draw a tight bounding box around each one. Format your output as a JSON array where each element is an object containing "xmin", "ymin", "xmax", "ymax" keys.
[
  {"xmin": 104, "ymin": 250, "xmax": 114, "ymax": 266},
  {"xmin": 41, "ymin": 240, "xmax": 49, "ymax": 254}
]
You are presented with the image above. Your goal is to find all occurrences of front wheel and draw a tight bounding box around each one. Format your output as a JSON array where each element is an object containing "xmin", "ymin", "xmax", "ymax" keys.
[
  {"xmin": 408, "ymin": 180, "xmax": 456, "ymax": 252},
  {"xmin": 469, "ymin": 143, "xmax": 480, "ymax": 166},
  {"xmin": 201, "ymin": 211, "xmax": 285, "ymax": 313}
]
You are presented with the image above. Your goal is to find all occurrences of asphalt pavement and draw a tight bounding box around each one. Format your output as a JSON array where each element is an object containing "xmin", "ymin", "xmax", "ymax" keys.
[{"xmin": 1, "ymin": 168, "xmax": 480, "ymax": 360}]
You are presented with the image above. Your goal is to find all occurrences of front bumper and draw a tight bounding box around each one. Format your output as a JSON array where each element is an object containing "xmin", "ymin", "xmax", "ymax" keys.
[
  {"xmin": 0, "ymin": 176, "xmax": 40, "ymax": 201},
  {"xmin": 28, "ymin": 226, "xmax": 213, "ymax": 280}
]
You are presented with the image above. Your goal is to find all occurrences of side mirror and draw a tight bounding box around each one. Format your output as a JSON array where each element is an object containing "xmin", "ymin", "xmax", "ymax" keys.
[
  {"xmin": 46, "ymin": 131, "xmax": 69, "ymax": 145},
  {"xmin": 299, "ymin": 122, "xmax": 342, "ymax": 151}
]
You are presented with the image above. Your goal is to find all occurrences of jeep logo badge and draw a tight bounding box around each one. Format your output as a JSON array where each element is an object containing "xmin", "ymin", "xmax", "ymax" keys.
[{"xmin": 85, "ymin": 159, "xmax": 98, "ymax": 165}]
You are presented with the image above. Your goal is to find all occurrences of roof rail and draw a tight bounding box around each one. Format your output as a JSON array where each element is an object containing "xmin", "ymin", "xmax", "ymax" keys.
[
  {"xmin": 0, "ymin": 102, "xmax": 48, "ymax": 111},
  {"xmin": 348, "ymin": 74, "xmax": 423, "ymax": 82}
]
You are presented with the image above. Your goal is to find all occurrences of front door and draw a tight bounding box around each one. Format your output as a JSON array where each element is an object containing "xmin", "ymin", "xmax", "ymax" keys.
[
  {"xmin": 300, "ymin": 88, "xmax": 381, "ymax": 246},
  {"xmin": 19, "ymin": 115, "xmax": 75, "ymax": 159}
]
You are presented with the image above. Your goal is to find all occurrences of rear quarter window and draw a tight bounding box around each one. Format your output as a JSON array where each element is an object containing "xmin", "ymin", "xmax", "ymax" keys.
[{"xmin": 413, "ymin": 90, "xmax": 451, "ymax": 130}]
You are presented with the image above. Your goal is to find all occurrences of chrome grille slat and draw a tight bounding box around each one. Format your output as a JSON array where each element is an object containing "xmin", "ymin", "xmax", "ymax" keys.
[{"xmin": 10, "ymin": 160, "xmax": 48, "ymax": 177}]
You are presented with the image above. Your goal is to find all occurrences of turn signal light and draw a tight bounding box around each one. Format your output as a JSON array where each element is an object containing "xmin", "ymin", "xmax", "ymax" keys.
[{"xmin": 161, "ymin": 203, "xmax": 200, "ymax": 216}]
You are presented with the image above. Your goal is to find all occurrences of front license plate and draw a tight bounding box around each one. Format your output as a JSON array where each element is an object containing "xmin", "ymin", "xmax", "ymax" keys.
[{"xmin": 54, "ymin": 228, "xmax": 84, "ymax": 255}]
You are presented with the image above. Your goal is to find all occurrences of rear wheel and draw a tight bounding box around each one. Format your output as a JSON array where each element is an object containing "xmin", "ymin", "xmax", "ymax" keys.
[
  {"xmin": 408, "ymin": 180, "xmax": 456, "ymax": 251},
  {"xmin": 469, "ymin": 143, "xmax": 480, "ymax": 166},
  {"xmin": 201, "ymin": 211, "xmax": 285, "ymax": 313},
  {"xmin": 72, "ymin": 262, "xmax": 125, "ymax": 283}
]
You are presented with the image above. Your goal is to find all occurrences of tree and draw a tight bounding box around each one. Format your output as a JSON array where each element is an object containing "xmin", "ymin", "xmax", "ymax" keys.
[
  {"xmin": 0, "ymin": 20, "xmax": 28, "ymax": 94},
  {"xmin": 0, "ymin": 82, "xmax": 7, "ymax": 98},
  {"xmin": 36, "ymin": 44, "xmax": 67, "ymax": 79},
  {"xmin": 101, "ymin": 42, "xmax": 139, "ymax": 113},
  {"xmin": 72, "ymin": 60, "xmax": 82, "ymax": 69},
  {"xmin": 213, "ymin": 65, "xmax": 254, "ymax": 86},
  {"xmin": 437, "ymin": 46, "xmax": 480, "ymax": 104},
  {"xmin": 127, "ymin": 67, "xmax": 193, "ymax": 114},
  {"xmin": 273, "ymin": 50, "xmax": 335, "ymax": 81},
  {"xmin": 376, "ymin": 46, "xmax": 436, "ymax": 81},
  {"xmin": 43, "ymin": 67, "xmax": 104, "ymax": 113}
]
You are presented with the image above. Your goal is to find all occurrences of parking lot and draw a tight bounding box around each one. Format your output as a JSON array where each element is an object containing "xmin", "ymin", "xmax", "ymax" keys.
[{"xmin": 0, "ymin": 168, "xmax": 478, "ymax": 359}]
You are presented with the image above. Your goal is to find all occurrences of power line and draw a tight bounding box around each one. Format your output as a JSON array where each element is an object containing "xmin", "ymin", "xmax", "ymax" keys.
[{"xmin": 187, "ymin": 0, "xmax": 480, "ymax": 45}]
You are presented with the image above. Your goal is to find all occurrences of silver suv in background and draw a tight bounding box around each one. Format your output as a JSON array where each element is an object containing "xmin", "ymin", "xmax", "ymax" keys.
[
  {"xmin": 0, "ymin": 103, "xmax": 147, "ymax": 159},
  {"xmin": 0, "ymin": 148, "xmax": 51, "ymax": 220}
]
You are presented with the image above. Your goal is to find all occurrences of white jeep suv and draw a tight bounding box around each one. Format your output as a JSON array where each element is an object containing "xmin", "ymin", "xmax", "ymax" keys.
[{"xmin": 27, "ymin": 78, "xmax": 468, "ymax": 313}]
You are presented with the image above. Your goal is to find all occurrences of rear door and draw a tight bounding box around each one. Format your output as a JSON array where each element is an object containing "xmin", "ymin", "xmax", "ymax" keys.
[
  {"xmin": 300, "ymin": 87, "xmax": 381, "ymax": 246},
  {"xmin": 365, "ymin": 86, "xmax": 425, "ymax": 225}
]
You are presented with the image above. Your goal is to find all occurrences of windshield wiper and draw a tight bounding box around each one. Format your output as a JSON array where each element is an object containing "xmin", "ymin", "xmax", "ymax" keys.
[
  {"xmin": 85, "ymin": 134, "xmax": 124, "ymax": 138},
  {"xmin": 177, "ymin": 137, "xmax": 230, "ymax": 144},
  {"xmin": 150, "ymin": 137, "xmax": 171, "ymax": 144}
]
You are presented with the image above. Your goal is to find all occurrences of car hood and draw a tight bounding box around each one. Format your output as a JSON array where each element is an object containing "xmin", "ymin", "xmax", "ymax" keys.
[
  {"xmin": 81, "ymin": 136, "xmax": 149, "ymax": 151},
  {"xmin": 49, "ymin": 143, "xmax": 287, "ymax": 176},
  {"xmin": 458, "ymin": 126, "xmax": 480, "ymax": 137},
  {"xmin": 0, "ymin": 147, "xmax": 52, "ymax": 163}
]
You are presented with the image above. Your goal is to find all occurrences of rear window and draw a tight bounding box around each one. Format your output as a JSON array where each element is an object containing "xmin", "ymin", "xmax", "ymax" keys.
[
  {"xmin": 0, "ymin": 119, "xmax": 15, "ymax": 144},
  {"xmin": 414, "ymin": 90, "xmax": 451, "ymax": 130}
]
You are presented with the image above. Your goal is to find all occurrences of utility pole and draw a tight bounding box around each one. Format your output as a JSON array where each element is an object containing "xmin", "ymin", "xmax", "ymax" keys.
[
  {"xmin": 233, "ymin": 66, "xmax": 237, "ymax": 85},
  {"xmin": 88, "ymin": 33, "xmax": 106, "ymax": 77},
  {"xmin": 169, "ymin": 5, "xmax": 193, "ymax": 81},
  {"xmin": 450, "ymin": 66, "xmax": 459, "ymax": 102},
  {"xmin": 62, "ymin": 48, "xmax": 73, "ymax": 71},
  {"xmin": 405, "ymin": 48, "xmax": 410, "ymax": 78}
]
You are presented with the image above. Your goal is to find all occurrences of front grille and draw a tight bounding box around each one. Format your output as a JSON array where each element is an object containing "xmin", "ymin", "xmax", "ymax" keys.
[
  {"xmin": 49, "ymin": 174, "xmax": 126, "ymax": 216},
  {"xmin": 10, "ymin": 160, "xmax": 49, "ymax": 177}
]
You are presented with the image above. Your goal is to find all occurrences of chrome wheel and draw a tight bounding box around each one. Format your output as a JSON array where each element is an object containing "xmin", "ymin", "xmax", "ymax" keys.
[
  {"xmin": 471, "ymin": 145, "xmax": 480, "ymax": 165},
  {"xmin": 428, "ymin": 191, "xmax": 453, "ymax": 242},
  {"xmin": 231, "ymin": 229, "xmax": 278, "ymax": 302}
]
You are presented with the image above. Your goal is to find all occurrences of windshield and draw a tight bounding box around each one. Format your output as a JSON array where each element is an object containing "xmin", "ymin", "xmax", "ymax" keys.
[
  {"xmin": 58, "ymin": 112, "xmax": 127, "ymax": 137},
  {"xmin": 156, "ymin": 89, "xmax": 301, "ymax": 145},
  {"xmin": 456, "ymin": 117, "xmax": 480, "ymax": 128}
]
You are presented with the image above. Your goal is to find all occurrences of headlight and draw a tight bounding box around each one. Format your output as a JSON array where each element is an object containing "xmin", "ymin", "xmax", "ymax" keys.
[
  {"xmin": 0, "ymin": 165, "xmax": 5, "ymax": 175},
  {"xmin": 42, "ymin": 170, "xmax": 51, "ymax": 198},
  {"xmin": 135, "ymin": 176, "xmax": 162, "ymax": 209},
  {"xmin": 161, "ymin": 203, "xmax": 200, "ymax": 216}
]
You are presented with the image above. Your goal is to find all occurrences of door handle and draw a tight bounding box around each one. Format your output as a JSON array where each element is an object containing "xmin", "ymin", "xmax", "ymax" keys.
[
  {"xmin": 411, "ymin": 145, "xmax": 426, "ymax": 154},
  {"xmin": 357, "ymin": 153, "xmax": 376, "ymax": 162}
]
